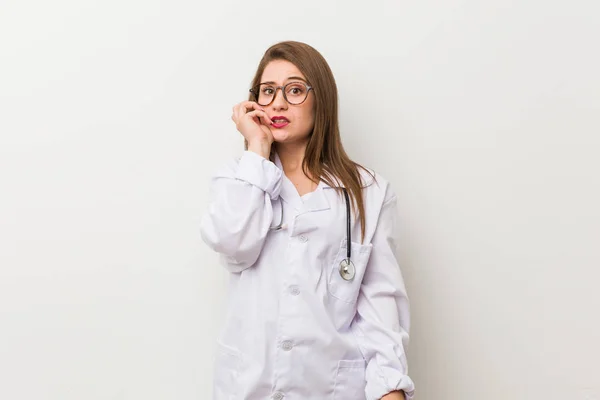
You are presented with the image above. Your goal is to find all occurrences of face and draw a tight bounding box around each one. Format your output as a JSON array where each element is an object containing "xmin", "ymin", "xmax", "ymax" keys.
[{"xmin": 258, "ymin": 60, "xmax": 315, "ymax": 144}]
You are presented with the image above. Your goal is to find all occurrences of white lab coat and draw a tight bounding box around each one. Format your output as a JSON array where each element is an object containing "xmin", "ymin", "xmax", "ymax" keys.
[{"xmin": 200, "ymin": 151, "xmax": 415, "ymax": 400}]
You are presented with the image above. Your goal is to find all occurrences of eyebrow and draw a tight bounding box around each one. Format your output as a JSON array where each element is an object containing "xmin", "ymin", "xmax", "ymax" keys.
[{"xmin": 260, "ymin": 76, "xmax": 308, "ymax": 85}]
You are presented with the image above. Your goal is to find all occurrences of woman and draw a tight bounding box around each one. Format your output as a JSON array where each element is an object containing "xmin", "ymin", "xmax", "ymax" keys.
[{"xmin": 200, "ymin": 41, "xmax": 415, "ymax": 400}]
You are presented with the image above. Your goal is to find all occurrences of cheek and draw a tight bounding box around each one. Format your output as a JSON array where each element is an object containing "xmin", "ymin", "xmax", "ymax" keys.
[
  {"xmin": 299, "ymin": 105, "xmax": 316, "ymax": 126},
  {"xmin": 297, "ymin": 110, "xmax": 315, "ymax": 133}
]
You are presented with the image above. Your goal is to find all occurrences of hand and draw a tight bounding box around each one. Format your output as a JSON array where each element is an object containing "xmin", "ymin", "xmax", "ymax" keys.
[
  {"xmin": 231, "ymin": 101, "xmax": 274, "ymax": 158},
  {"xmin": 381, "ymin": 390, "xmax": 406, "ymax": 400}
]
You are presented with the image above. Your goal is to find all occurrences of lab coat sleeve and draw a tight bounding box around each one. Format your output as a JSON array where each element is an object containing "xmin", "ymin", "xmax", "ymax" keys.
[
  {"xmin": 200, "ymin": 150, "xmax": 283, "ymax": 273},
  {"xmin": 350, "ymin": 193, "xmax": 416, "ymax": 400}
]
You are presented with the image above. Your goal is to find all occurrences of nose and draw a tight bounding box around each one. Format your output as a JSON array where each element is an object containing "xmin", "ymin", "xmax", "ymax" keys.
[{"xmin": 271, "ymin": 87, "xmax": 288, "ymax": 110}]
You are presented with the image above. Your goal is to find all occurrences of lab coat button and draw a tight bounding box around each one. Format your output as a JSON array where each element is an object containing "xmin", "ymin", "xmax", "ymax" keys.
[
  {"xmin": 272, "ymin": 392, "xmax": 284, "ymax": 400},
  {"xmin": 281, "ymin": 340, "xmax": 293, "ymax": 351},
  {"xmin": 289, "ymin": 285, "xmax": 300, "ymax": 296},
  {"xmin": 298, "ymin": 235, "xmax": 308, "ymax": 243}
]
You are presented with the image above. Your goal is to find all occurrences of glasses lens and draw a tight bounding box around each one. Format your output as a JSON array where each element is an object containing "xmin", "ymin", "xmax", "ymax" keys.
[
  {"xmin": 252, "ymin": 83, "xmax": 310, "ymax": 106},
  {"xmin": 254, "ymin": 84, "xmax": 275, "ymax": 106},
  {"xmin": 284, "ymin": 82, "xmax": 309, "ymax": 105}
]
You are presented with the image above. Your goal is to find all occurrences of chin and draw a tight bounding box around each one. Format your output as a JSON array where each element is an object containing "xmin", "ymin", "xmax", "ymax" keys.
[
  {"xmin": 272, "ymin": 130, "xmax": 291, "ymax": 142},
  {"xmin": 272, "ymin": 130, "xmax": 309, "ymax": 144}
]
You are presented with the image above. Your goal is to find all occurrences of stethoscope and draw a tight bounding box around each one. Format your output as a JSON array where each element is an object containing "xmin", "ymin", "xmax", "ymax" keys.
[{"xmin": 270, "ymin": 188, "xmax": 355, "ymax": 281}]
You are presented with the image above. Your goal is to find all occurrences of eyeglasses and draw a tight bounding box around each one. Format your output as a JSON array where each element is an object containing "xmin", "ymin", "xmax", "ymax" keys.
[{"xmin": 249, "ymin": 81, "xmax": 313, "ymax": 106}]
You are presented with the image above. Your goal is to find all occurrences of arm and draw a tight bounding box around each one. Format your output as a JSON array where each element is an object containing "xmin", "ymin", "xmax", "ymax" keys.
[
  {"xmin": 350, "ymin": 193, "xmax": 416, "ymax": 400},
  {"xmin": 200, "ymin": 150, "xmax": 282, "ymax": 273}
]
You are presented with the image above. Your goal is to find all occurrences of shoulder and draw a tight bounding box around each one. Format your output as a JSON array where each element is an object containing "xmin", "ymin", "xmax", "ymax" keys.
[
  {"xmin": 355, "ymin": 165, "xmax": 399, "ymax": 242},
  {"xmin": 358, "ymin": 165, "xmax": 396, "ymax": 205}
]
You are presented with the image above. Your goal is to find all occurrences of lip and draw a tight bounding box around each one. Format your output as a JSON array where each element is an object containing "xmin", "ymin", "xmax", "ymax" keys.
[{"xmin": 270, "ymin": 116, "xmax": 289, "ymax": 129}]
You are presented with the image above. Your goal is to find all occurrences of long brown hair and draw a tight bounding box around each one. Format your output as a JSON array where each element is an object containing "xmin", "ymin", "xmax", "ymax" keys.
[{"xmin": 246, "ymin": 41, "xmax": 375, "ymax": 243}]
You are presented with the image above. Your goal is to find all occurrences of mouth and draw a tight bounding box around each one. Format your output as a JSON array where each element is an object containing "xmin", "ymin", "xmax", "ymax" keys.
[{"xmin": 270, "ymin": 116, "xmax": 289, "ymax": 128}]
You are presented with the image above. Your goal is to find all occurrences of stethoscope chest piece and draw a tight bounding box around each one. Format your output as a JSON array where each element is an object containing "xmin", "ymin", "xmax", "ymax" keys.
[{"xmin": 339, "ymin": 258, "xmax": 356, "ymax": 281}]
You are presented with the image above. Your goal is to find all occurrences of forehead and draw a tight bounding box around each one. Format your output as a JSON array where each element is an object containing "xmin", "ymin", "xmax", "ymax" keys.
[{"xmin": 260, "ymin": 60, "xmax": 305, "ymax": 83}]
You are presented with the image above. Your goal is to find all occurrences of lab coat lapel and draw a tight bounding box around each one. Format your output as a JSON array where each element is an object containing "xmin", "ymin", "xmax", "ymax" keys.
[
  {"xmin": 280, "ymin": 176, "xmax": 303, "ymax": 211},
  {"xmin": 299, "ymin": 182, "xmax": 330, "ymax": 214},
  {"xmin": 273, "ymin": 152, "xmax": 303, "ymax": 211},
  {"xmin": 272, "ymin": 152, "xmax": 331, "ymax": 214}
]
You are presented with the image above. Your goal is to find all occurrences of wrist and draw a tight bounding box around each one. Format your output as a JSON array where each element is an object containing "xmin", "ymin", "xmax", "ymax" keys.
[{"xmin": 247, "ymin": 140, "xmax": 271, "ymax": 160}]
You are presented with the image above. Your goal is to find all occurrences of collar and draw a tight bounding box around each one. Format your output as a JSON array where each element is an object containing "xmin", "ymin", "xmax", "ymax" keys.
[{"xmin": 272, "ymin": 151, "xmax": 331, "ymax": 213}]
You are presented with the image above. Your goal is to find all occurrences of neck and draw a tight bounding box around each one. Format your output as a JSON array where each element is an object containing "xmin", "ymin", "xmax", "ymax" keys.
[{"xmin": 274, "ymin": 142, "xmax": 308, "ymax": 175}]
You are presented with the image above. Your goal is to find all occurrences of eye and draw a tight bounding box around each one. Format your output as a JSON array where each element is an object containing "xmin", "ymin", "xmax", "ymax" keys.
[
  {"xmin": 262, "ymin": 86, "xmax": 275, "ymax": 95},
  {"xmin": 287, "ymin": 84, "xmax": 306, "ymax": 95}
]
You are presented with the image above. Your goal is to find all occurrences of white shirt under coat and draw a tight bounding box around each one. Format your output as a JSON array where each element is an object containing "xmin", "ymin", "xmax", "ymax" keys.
[{"xmin": 200, "ymin": 151, "xmax": 415, "ymax": 400}]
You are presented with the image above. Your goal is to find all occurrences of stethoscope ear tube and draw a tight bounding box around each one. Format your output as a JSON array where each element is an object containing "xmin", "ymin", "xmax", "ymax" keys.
[
  {"xmin": 340, "ymin": 189, "xmax": 355, "ymax": 281},
  {"xmin": 270, "ymin": 198, "xmax": 285, "ymax": 231},
  {"xmin": 343, "ymin": 188, "xmax": 351, "ymax": 259}
]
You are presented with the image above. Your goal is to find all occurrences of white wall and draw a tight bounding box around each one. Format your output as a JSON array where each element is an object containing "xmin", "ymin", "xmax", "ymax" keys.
[{"xmin": 1, "ymin": 1, "xmax": 598, "ymax": 399}]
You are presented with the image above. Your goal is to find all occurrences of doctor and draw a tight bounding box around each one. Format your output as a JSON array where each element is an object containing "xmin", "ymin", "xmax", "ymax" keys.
[{"xmin": 200, "ymin": 41, "xmax": 415, "ymax": 400}]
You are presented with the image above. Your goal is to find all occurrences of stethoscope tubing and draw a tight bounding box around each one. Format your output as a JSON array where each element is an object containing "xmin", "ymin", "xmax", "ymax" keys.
[{"xmin": 270, "ymin": 188, "xmax": 355, "ymax": 280}]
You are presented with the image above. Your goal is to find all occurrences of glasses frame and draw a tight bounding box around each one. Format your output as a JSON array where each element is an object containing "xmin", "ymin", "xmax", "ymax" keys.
[{"xmin": 249, "ymin": 81, "xmax": 313, "ymax": 106}]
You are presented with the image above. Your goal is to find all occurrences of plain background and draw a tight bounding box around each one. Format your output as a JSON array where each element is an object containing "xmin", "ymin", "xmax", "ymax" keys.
[{"xmin": 1, "ymin": 0, "xmax": 599, "ymax": 399}]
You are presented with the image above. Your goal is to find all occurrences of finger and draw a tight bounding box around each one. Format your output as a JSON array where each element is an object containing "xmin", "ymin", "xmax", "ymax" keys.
[
  {"xmin": 245, "ymin": 109, "xmax": 270, "ymax": 123},
  {"xmin": 234, "ymin": 104, "xmax": 244, "ymax": 123},
  {"xmin": 233, "ymin": 101, "xmax": 265, "ymax": 124},
  {"xmin": 237, "ymin": 102, "xmax": 265, "ymax": 123},
  {"xmin": 235, "ymin": 102, "xmax": 253, "ymax": 122},
  {"xmin": 232, "ymin": 110, "xmax": 241, "ymax": 125},
  {"xmin": 246, "ymin": 110, "xmax": 272, "ymax": 125},
  {"xmin": 241, "ymin": 101, "xmax": 264, "ymax": 113},
  {"xmin": 231, "ymin": 105, "xmax": 238, "ymax": 122}
]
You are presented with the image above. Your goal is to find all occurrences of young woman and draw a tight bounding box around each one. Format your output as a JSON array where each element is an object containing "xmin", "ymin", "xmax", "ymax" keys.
[{"xmin": 201, "ymin": 41, "xmax": 415, "ymax": 400}]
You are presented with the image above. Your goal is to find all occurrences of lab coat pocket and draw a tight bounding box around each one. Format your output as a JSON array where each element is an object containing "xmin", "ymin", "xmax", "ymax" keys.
[
  {"xmin": 212, "ymin": 342, "xmax": 242, "ymax": 400},
  {"xmin": 332, "ymin": 359, "xmax": 367, "ymax": 400},
  {"xmin": 328, "ymin": 239, "xmax": 373, "ymax": 304}
]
